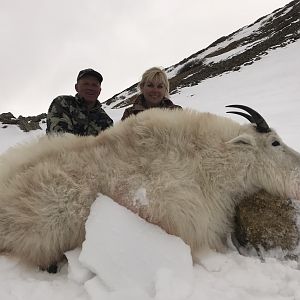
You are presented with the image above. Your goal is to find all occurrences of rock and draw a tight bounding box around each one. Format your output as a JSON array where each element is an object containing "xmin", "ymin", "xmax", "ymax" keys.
[
  {"xmin": 18, "ymin": 117, "xmax": 42, "ymax": 132},
  {"xmin": 0, "ymin": 112, "xmax": 17, "ymax": 124},
  {"xmin": 0, "ymin": 112, "xmax": 46, "ymax": 132},
  {"xmin": 234, "ymin": 190, "xmax": 300, "ymax": 258}
]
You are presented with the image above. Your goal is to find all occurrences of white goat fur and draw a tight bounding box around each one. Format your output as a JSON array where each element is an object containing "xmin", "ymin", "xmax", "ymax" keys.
[{"xmin": 0, "ymin": 108, "xmax": 299, "ymax": 268}]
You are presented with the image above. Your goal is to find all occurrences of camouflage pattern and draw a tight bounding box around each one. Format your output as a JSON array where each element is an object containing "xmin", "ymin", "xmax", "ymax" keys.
[
  {"xmin": 121, "ymin": 95, "xmax": 182, "ymax": 121},
  {"xmin": 46, "ymin": 94, "xmax": 113, "ymax": 136}
]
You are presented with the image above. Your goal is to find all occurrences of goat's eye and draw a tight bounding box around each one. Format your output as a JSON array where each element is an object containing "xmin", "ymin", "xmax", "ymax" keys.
[{"xmin": 272, "ymin": 141, "xmax": 280, "ymax": 147}]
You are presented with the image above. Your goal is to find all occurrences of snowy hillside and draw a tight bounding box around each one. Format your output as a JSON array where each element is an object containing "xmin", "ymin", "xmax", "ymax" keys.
[
  {"xmin": 0, "ymin": 37, "xmax": 300, "ymax": 299},
  {"xmin": 1, "ymin": 2, "xmax": 300, "ymax": 299},
  {"xmin": 105, "ymin": 0, "xmax": 300, "ymax": 110}
]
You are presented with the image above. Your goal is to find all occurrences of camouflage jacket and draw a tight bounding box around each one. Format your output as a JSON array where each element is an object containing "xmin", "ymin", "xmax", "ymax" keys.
[
  {"xmin": 46, "ymin": 94, "xmax": 113, "ymax": 136},
  {"xmin": 121, "ymin": 95, "xmax": 182, "ymax": 121}
]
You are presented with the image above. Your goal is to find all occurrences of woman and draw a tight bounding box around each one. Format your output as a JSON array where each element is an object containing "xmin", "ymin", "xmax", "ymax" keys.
[{"xmin": 121, "ymin": 67, "xmax": 182, "ymax": 120}]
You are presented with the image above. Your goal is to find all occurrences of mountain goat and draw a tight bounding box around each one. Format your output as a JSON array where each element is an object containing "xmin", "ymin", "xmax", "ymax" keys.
[{"xmin": 0, "ymin": 105, "xmax": 299, "ymax": 270}]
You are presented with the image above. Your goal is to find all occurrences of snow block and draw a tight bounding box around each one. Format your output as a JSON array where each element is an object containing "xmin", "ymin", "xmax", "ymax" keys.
[
  {"xmin": 65, "ymin": 248, "xmax": 94, "ymax": 284},
  {"xmin": 79, "ymin": 194, "xmax": 193, "ymax": 297}
]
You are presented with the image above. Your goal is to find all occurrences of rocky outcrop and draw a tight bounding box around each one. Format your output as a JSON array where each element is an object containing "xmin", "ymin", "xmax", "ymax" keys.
[{"xmin": 0, "ymin": 112, "xmax": 46, "ymax": 132}]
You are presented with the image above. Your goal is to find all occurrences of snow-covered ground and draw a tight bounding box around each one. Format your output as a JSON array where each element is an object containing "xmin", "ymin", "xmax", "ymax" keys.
[{"xmin": 0, "ymin": 39, "xmax": 300, "ymax": 300}]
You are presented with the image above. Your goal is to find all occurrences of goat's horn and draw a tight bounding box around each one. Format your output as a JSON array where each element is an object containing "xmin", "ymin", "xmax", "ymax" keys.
[
  {"xmin": 226, "ymin": 104, "xmax": 270, "ymax": 133},
  {"xmin": 226, "ymin": 111, "xmax": 254, "ymax": 123}
]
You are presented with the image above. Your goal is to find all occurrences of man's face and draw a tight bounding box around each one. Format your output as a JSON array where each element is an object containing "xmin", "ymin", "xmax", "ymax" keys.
[{"xmin": 75, "ymin": 75, "xmax": 101, "ymax": 104}]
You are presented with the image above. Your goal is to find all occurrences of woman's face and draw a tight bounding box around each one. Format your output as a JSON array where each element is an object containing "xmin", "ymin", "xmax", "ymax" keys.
[{"xmin": 141, "ymin": 79, "xmax": 165, "ymax": 107}]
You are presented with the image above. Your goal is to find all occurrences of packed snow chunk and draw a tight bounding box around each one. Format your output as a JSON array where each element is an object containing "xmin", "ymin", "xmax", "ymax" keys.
[
  {"xmin": 65, "ymin": 248, "xmax": 94, "ymax": 284},
  {"xmin": 84, "ymin": 276, "xmax": 111, "ymax": 299},
  {"xmin": 79, "ymin": 194, "xmax": 193, "ymax": 297},
  {"xmin": 85, "ymin": 276, "xmax": 152, "ymax": 300},
  {"xmin": 197, "ymin": 249, "xmax": 232, "ymax": 272},
  {"xmin": 154, "ymin": 268, "xmax": 193, "ymax": 300}
]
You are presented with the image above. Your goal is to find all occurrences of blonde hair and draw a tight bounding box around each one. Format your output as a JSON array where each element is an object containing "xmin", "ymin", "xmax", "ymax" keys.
[{"xmin": 138, "ymin": 67, "xmax": 170, "ymax": 98}]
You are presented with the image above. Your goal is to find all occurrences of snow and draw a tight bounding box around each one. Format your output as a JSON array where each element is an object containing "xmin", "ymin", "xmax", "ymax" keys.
[
  {"xmin": 78, "ymin": 195, "xmax": 193, "ymax": 298},
  {"xmin": 0, "ymin": 39, "xmax": 300, "ymax": 299},
  {"xmin": 204, "ymin": 38, "xmax": 268, "ymax": 64},
  {"xmin": 133, "ymin": 187, "xmax": 149, "ymax": 206}
]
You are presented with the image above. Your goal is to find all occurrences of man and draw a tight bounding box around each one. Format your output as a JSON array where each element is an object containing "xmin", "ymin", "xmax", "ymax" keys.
[{"xmin": 46, "ymin": 68, "xmax": 113, "ymax": 136}]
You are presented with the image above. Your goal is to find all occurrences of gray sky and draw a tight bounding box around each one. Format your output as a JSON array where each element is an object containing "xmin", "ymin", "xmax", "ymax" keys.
[{"xmin": 0, "ymin": 0, "xmax": 291, "ymax": 116}]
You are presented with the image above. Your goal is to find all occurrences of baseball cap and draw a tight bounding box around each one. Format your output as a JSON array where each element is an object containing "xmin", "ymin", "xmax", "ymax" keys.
[{"xmin": 77, "ymin": 68, "xmax": 103, "ymax": 83}]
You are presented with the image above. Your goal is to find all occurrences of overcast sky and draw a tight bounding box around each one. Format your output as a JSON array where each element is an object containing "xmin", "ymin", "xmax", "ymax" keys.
[{"xmin": 1, "ymin": 0, "xmax": 291, "ymax": 116}]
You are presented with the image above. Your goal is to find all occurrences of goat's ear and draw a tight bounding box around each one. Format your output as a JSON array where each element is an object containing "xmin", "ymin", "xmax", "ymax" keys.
[{"xmin": 227, "ymin": 133, "xmax": 256, "ymax": 146}]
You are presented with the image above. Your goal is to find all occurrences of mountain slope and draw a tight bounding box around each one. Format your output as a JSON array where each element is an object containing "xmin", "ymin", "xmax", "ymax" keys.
[{"xmin": 105, "ymin": 0, "xmax": 300, "ymax": 109}]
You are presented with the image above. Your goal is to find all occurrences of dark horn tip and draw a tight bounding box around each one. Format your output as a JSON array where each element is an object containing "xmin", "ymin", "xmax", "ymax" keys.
[
  {"xmin": 225, "ymin": 104, "xmax": 271, "ymax": 133},
  {"xmin": 226, "ymin": 104, "xmax": 247, "ymax": 109}
]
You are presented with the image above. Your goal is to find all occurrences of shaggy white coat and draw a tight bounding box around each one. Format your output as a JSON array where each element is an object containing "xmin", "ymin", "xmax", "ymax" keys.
[{"xmin": 0, "ymin": 108, "xmax": 299, "ymax": 268}]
